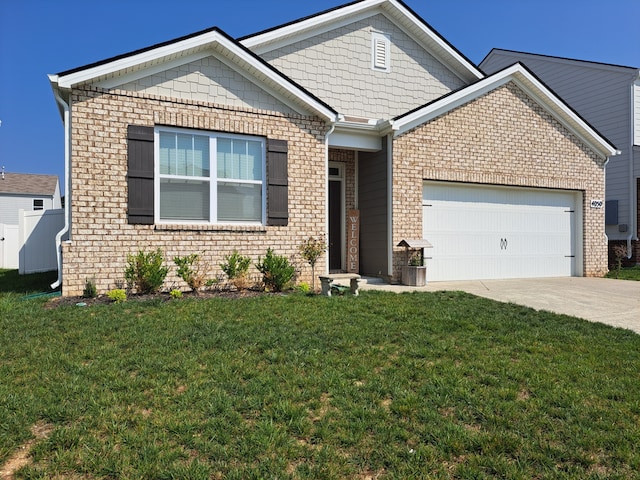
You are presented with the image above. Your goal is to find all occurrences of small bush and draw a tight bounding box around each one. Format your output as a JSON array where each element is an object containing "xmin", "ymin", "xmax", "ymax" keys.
[
  {"xmin": 106, "ymin": 289, "xmax": 127, "ymax": 303},
  {"xmin": 296, "ymin": 282, "xmax": 311, "ymax": 295},
  {"xmin": 83, "ymin": 278, "xmax": 97, "ymax": 298},
  {"xmin": 169, "ymin": 289, "xmax": 183, "ymax": 299},
  {"xmin": 256, "ymin": 248, "xmax": 295, "ymax": 292},
  {"xmin": 124, "ymin": 249, "xmax": 169, "ymax": 294},
  {"xmin": 220, "ymin": 250, "xmax": 252, "ymax": 289},
  {"xmin": 298, "ymin": 236, "xmax": 327, "ymax": 292},
  {"xmin": 612, "ymin": 244, "xmax": 629, "ymax": 278},
  {"xmin": 174, "ymin": 253, "xmax": 209, "ymax": 293}
]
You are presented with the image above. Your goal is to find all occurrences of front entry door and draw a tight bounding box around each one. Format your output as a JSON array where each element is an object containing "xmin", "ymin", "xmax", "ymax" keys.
[
  {"xmin": 329, "ymin": 180, "xmax": 342, "ymax": 271},
  {"xmin": 328, "ymin": 163, "xmax": 344, "ymax": 272}
]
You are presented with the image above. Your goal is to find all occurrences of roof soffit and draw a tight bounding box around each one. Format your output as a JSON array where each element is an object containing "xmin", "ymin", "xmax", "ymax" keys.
[{"xmin": 241, "ymin": 0, "xmax": 483, "ymax": 83}]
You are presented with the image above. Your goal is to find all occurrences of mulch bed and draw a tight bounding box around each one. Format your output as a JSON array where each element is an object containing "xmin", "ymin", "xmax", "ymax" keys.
[{"xmin": 45, "ymin": 287, "xmax": 268, "ymax": 309}]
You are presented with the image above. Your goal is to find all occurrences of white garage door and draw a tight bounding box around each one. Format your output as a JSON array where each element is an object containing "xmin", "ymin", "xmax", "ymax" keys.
[{"xmin": 423, "ymin": 182, "xmax": 579, "ymax": 281}]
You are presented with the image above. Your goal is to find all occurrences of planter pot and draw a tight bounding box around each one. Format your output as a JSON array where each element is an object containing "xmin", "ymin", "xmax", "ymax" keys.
[{"xmin": 401, "ymin": 265, "xmax": 427, "ymax": 287}]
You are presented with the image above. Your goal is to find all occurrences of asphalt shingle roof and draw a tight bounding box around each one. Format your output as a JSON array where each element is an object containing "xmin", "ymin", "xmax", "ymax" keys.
[{"xmin": 0, "ymin": 173, "xmax": 58, "ymax": 196}]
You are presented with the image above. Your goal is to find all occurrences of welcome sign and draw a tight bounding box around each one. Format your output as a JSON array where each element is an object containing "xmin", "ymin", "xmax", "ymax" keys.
[{"xmin": 347, "ymin": 209, "xmax": 360, "ymax": 273}]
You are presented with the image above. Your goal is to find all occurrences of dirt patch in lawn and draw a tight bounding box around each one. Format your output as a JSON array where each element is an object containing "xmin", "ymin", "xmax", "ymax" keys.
[{"xmin": 0, "ymin": 422, "xmax": 53, "ymax": 479}]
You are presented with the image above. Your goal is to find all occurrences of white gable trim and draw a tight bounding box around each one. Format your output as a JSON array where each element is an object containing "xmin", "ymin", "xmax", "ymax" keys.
[
  {"xmin": 50, "ymin": 29, "xmax": 338, "ymax": 122},
  {"xmin": 390, "ymin": 63, "xmax": 620, "ymax": 159},
  {"xmin": 241, "ymin": 0, "xmax": 483, "ymax": 83}
]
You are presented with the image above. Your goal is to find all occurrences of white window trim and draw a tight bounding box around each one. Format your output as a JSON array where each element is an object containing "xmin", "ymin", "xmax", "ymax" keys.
[
  {"xmin": 371, "ymin": 32, "xmax": 391, "ymax": 73},
  {"xmin": 154, "ymin": 126, "xmax": 266, "ymax": 225}
]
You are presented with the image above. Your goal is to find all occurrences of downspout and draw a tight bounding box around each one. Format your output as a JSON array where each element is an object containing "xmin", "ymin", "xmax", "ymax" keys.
[
  {"xmin": 50, "ymin": 84, "xmax": 70, "ymax": 290},
  {"xmin": 325, "ymin": 121, "xmax": 337, "ymax": 274},
  {"xmin": 387, "ymin": 132, "xmax": 393, "ymax": 279}
]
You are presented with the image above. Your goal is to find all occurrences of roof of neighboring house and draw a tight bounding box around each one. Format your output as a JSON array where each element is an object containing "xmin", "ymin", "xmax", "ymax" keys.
[
  {"xmin": 481, "ymin": 49, "xmax": 640, "ymax": 76},
  {"xmin": 0, "ymin": 173, "xmax": 59, "ymax": 196}
]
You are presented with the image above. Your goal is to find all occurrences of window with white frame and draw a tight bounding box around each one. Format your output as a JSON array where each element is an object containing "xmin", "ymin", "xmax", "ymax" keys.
[
  {"xmin": 156, "ymin": 128, "xmax": 265, "ymax": 224},
  {"xmin": 33, "ymin": 199, "xmax": 44, "ymax": 211},
  {"xmin": 371, "ymin": 32, "xmax": 391, "ymax": 72}
]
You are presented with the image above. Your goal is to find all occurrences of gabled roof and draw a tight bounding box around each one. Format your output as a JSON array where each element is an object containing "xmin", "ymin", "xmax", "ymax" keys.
[
  {"xmin": 240, "ymin": 0, "xmax": 483, "ymax": 84},
  {"xmin": 389, "ymin": 62, "xmax": 620, "ymax": 159},
  {"xmin": 0, "ymin": 173, "xmax": 59, "ymax": 196},
  {"xmin": 49, "ymin": 27, "xmax": 338, "ymax": 122}
]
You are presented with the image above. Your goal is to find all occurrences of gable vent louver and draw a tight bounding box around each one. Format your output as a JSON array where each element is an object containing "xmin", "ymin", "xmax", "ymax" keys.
[{"xmin": 372, "ymin": 32, "xmax": 390, "ymax": 72}]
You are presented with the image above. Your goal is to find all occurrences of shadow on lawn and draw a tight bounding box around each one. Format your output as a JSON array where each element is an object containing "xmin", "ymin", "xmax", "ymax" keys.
[{"xmin": 0, "ymin": 269, "xmax": 58, "ymax": 294}]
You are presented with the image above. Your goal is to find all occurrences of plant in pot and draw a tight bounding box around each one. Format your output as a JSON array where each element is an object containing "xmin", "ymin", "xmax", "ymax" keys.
[{"xmin": 402, "ymin": 250, "xmax": 427, "ymax": 286}]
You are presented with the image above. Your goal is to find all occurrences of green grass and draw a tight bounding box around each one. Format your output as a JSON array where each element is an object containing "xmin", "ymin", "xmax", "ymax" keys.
[
  {"xmin": 606, "ymin": 265, "xmax": 640, "ymax": 281},
  {"xmin": 0, "ymin": 269, "xmax": 58, "ymax": 294},
  {"xmin": 1, "ymin": 289, "xmax": 640, "ymax": 479}
]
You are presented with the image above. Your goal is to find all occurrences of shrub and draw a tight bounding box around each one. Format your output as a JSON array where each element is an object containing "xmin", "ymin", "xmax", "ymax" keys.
[
  {"xmin": 124, "ymin": 249, "xmax": 169, "ymax": 294},
  {"xmin": 173, "ymin": 253, "xmax": 209, "ymax": 293},
  {"xmin": 220, "ymin": 250, "xmax": 252, "ymax": 289},
  {"xmin": 612, "ymin": 244, "xmax": 628, "ymax": 278},
  {"xmin": 296, "ymin": 282, "xmax": 311, "ymax": 295},
  {"xmin": 256, "ymin": 248, "xmax": 295, "ymax": 292},
  {"xmin": 170, "ymin": 289, "xmax": 183, "ymax": 299},
  {"xmin": 83, "ymin": 278, "xmax": 97, "ymax": 298},
  {"xmin": 298, "ymin": 236, "xmax": 327, "ymax": 292},
  {"xmin": 106, "ymin": 289, "xmax": 127, "ymax": 303}
]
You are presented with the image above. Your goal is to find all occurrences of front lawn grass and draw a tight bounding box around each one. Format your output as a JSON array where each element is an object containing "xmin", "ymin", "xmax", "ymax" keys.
[
  {"xmin": 606, "ymin": 265, "xmax": 640, "ymax": 281},
  {"xmin": 1, "ymin": 291, "xmax": 639, "ymax": 479},
  {"xmin": 0, "ymin": 269, "xmax": 58, "ymax": 295}
]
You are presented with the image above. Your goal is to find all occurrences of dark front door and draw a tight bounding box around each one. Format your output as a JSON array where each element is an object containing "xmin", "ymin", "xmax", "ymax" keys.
[{"xmin": 329, "ymin": 179, "xmax": 342, "ymax": 271}]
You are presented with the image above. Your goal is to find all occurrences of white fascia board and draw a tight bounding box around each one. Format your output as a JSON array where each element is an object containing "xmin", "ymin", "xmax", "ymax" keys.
[
  {"xmin": 330, "ymin": 130, "xmax": 382, "ymax": 151},
  {"xmin": 330, "ymin": 119, "xmax": 386, "ymax": 151},
  {"xmin": 54, "ymin": 30, "xmax": 337, "ymax": 122},
  {"xmin": 392, "ymin": 63, "xmax": 619, "ymax": 159},
  {"xmin": 55, "ymin": 30, "xmax": 227, "ymax": 89}
]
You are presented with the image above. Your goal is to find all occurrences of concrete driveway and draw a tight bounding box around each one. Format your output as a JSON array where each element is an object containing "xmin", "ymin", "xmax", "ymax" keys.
[{"xmin": 361, "ymin": 277, "xmax": 640, "ymax": 334}]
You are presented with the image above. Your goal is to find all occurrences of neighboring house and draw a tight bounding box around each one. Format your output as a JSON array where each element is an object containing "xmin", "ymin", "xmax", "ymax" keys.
[
  {"xmin": 48, "ymin": 0, "xmax": 618, "ymax": 296},
  {"xmin": 481, "ymin": 49, "xmax": 640, "ymax": 265},
  {"xmin": 0, "ymin": 173, "xmax": 62, "ymax": 269}
]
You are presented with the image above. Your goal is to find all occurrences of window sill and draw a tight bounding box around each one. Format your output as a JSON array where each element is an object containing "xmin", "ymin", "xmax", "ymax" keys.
[{"xmin": 154, "ymin": 223, "xmax": 267, "ymax": 233}]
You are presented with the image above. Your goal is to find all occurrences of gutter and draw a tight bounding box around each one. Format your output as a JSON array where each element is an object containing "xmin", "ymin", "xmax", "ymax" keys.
[{"xmin": 49, "ymin": 77, "xmax": 71, "ymax": 290}]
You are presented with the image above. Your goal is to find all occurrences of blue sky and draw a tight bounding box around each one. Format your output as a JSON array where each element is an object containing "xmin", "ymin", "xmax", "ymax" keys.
[{"xmin": 1, "ymin": 0, "xmax": 639, "ymax": 195}]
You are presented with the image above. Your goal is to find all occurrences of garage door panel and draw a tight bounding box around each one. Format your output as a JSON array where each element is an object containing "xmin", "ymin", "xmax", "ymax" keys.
[{"xmin": 423, "ymin": 182, "xmax": 577, "ymax": 281}]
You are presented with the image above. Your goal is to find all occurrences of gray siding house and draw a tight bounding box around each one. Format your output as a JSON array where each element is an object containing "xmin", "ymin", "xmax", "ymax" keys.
[{"xmin": 481, "ymin": 49, "xmax": 640, "ymax": 264}]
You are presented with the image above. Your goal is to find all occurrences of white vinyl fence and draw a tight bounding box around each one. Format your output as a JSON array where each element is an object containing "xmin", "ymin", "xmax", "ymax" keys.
[
  {"xmin": 0, "ymin": 223, "xmax": 19, "ymax": 269},
  {"xmin": 18, "ymin": 209, "xmax": 64, "ymax": 274}
]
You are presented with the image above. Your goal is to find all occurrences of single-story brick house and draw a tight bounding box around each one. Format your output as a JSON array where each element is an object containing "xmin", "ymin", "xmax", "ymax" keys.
[{"xmin": 49, "ymin": 0, "xmax": 618, "ymax": 296}]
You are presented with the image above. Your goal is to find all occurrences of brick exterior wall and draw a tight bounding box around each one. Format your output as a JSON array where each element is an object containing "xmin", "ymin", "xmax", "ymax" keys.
[
  {"xmin": 63, "ymin": 86, "xmax": 329, "ymax": 296},
  {"xmin": 391, "ymin": 82, "xmax": 609, "ymax": 281}
]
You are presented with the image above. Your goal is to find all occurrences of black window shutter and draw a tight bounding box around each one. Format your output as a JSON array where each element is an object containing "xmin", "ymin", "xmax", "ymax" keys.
[
  {"xmin": 127, "ymin": 125, "xmax": 154, "ymax": 225},
  {"xmin": 267, "ymin": 139, "xmax": 289, "ymax": 226}
]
